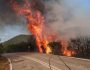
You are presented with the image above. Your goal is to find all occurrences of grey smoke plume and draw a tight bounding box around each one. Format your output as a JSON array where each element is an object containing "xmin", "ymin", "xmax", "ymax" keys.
[
  {"xmin": 44, "ymin": 0, "xmax": 90, "ymax": 39},
  {"xmin": 0, "ymin": 0, "xmax": 90, "ymax": 42},
  {"xmin": 0, "ymin": 0, "xmax": 46, "ymax": 42},
  {"xmin": 0, "ymin": 0, "xmax": 28, "ymax": 42}
]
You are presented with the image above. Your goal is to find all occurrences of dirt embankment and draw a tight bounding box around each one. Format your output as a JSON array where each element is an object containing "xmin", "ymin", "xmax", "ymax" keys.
[{"xmin": 0, "ymin": 56, "xmax": 10, "ymax": 70}]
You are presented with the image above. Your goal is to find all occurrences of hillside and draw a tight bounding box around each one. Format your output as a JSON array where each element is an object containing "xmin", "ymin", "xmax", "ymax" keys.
[{"xmin": 2, "ymin": 35, "xmax": 34, "ymax": 47}]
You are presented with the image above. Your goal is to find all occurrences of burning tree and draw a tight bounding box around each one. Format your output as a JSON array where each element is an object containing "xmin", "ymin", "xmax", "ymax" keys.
[
  {"xmin": 11, "ymin": 0, "xmax": 52, "ymax": 54},
  {"xmin": 10, "ymin": 0, "xmax": 75, "ymax": 56}
]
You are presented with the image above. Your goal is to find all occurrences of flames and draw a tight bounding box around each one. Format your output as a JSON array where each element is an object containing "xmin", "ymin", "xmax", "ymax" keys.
[
  {"xmin": 63, "ymin": 50, "xmax": 75, "ymax": 57},
  {"xmin": 61, "ymin": 39, "xmax": 75, "ymax": 56},
  {"xmin": 11, "ymin": 0, "xmax": 52, "ymax": 54},
  {"xmin": 11, "ymin": 0, "xmax": 75, "ymax": 56}
]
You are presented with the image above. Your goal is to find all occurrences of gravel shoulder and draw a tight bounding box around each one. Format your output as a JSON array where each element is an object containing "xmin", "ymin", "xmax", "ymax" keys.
[{"xmin": 0, "ymin": 56, "xmax": 10, "ymax": 70}]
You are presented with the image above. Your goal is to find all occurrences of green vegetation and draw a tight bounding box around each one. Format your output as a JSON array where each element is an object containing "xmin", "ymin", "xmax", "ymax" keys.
[
  {"xmin": 3, "ymin": 35, "xmax": 30, "ymax": 47},
  {"xmin": 3, "ymin": 35, "xmax": 37, "ymax": 53},
  {"xmin": 0, "ymin": 43, "xmax": 4, "ymax": 56},
  {"xmin": 1, "ymin": 34, "xmax": 90, "ymax": 59}
]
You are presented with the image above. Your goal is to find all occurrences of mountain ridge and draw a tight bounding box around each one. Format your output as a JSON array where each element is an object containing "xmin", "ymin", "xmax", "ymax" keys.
[{"xmin": 2, "ymin": 34, "xmax": 34, "ymax": 46}]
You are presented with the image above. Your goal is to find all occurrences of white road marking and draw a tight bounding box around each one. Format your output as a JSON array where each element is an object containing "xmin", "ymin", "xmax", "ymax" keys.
[
  {"xmin": 38, "ymin": 54, "xmax": 90, "ymax": 62},
  {"xmin": 31, "ymin": 55, "xmax": 61, "ymax": 64},
  {"xmin": 8, "ymin": 58, "xmax": 13, "ymax": 70},
  {"xmin": 22, "ymin": 56, "xmax": 61, "ymax": 70},
  {"xmin": 63, "ymin": 56, "xmax": 90, "ymax": 62}
]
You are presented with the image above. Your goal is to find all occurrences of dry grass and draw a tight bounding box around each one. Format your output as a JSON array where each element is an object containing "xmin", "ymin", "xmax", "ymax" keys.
[{"xmin": 0, "ymin": 56, "xmax": 9, "ymax": 70}]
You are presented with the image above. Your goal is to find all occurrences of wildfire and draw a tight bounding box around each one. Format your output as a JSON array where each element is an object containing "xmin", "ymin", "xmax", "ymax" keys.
[
  {"xmin": 11, "ymin": 0, "xmax": 52, "ymax": 54},
  {"xmin": 63, "ymin": 50, "xmax": 75, "ymax": 56},
  {"xmin": 61, "ymin": 39, "xmax": 75, "ymax": 56},
  {"xmin": 11, "ymin": 0, "xmax": 75, "ymax": 56}
]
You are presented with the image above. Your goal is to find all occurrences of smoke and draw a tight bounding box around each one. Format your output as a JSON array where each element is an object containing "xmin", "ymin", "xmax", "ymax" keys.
[
  {"xmin": 44, "ymin": 0, "xmax": 90, "ymax": 39},
  {"xmin": 0, "ymin": 0, "xmax": 29, "ymax": 42},
  {"xmin": 0, "ymin": 0, "xmax": 90, "ymax": 42},
  {"xmin": 0, "ymin": 0, "xmax": 45, "ymax": 25},
  {"xmin": 0, "ymin": 0, "xmax": 46, "ymax": 42}
]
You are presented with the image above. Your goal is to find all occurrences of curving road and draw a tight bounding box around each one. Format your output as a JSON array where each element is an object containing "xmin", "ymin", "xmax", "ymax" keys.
[{"xmin": 4, "ymin": 53, "xmax": 90, "ymax": 70}]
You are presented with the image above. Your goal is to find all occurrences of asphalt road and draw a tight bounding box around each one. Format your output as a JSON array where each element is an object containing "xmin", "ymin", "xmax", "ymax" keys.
[{"xmin": 4, "ymin": 53, "xmax": 90, "ymax": 70}]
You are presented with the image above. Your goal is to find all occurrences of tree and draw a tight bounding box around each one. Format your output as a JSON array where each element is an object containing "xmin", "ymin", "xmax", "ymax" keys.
[
  {"xmin": 49, "ymin": 42, "xmax": 62, "ymax": 55},
  {"xmin": 0, "ymin": 43, "xmax": 4, "ymax": 56}
]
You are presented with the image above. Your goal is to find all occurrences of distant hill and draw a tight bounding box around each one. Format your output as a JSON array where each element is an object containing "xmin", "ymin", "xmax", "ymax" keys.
[{"xmin": 2, "ymin": 35, "xmax": 34, "ymax": 47}]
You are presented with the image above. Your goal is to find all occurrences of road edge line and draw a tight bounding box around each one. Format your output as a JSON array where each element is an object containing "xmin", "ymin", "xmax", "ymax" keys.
[
  {"xmin": 7, "ymin": 58, "xmax": 12, "ymax": 70},
  {"xmin": 22, "ymin": 56, "xmax": 61, "ymax": 70},
  {"xmin": 63, "ymin": 56, "xmax": 90, "ymax": 61}
]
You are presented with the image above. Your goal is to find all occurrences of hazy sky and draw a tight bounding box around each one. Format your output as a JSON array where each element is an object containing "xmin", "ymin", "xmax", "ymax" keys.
[
  {"xmin": 61, "ymin": 0, "xmax": 90, "ymax": 37},
  {"xmin": 0, "ymin": 0, "xmax": 90, "ymax": 42}
]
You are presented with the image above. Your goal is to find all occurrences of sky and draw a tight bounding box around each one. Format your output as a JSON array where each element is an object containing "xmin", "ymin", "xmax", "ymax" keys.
[
  {"xmin": 44, "ymin": 0, "xmax": 90, "ymax": 39},
  {"xmin": 0, "ymin": 0, "xmax": 90, "ymax": 42},
  {"xmin": 60, "ymin": 0, "xmax": 90, "ymax": 37}
]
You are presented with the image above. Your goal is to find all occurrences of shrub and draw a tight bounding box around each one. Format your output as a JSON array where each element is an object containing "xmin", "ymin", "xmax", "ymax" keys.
[{"xmin": 0, "ymin": 43, "xmax": 4, "ymax": 56}]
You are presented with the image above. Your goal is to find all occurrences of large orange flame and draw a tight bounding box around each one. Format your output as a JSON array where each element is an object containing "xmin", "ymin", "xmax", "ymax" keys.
[
  {"xmin": 11, "ymin": 0, "xmax": 75, "ymax": 56},
  {"xmin": 11, "ymin": 0, "xmax": 52, "ymax": 54}
]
